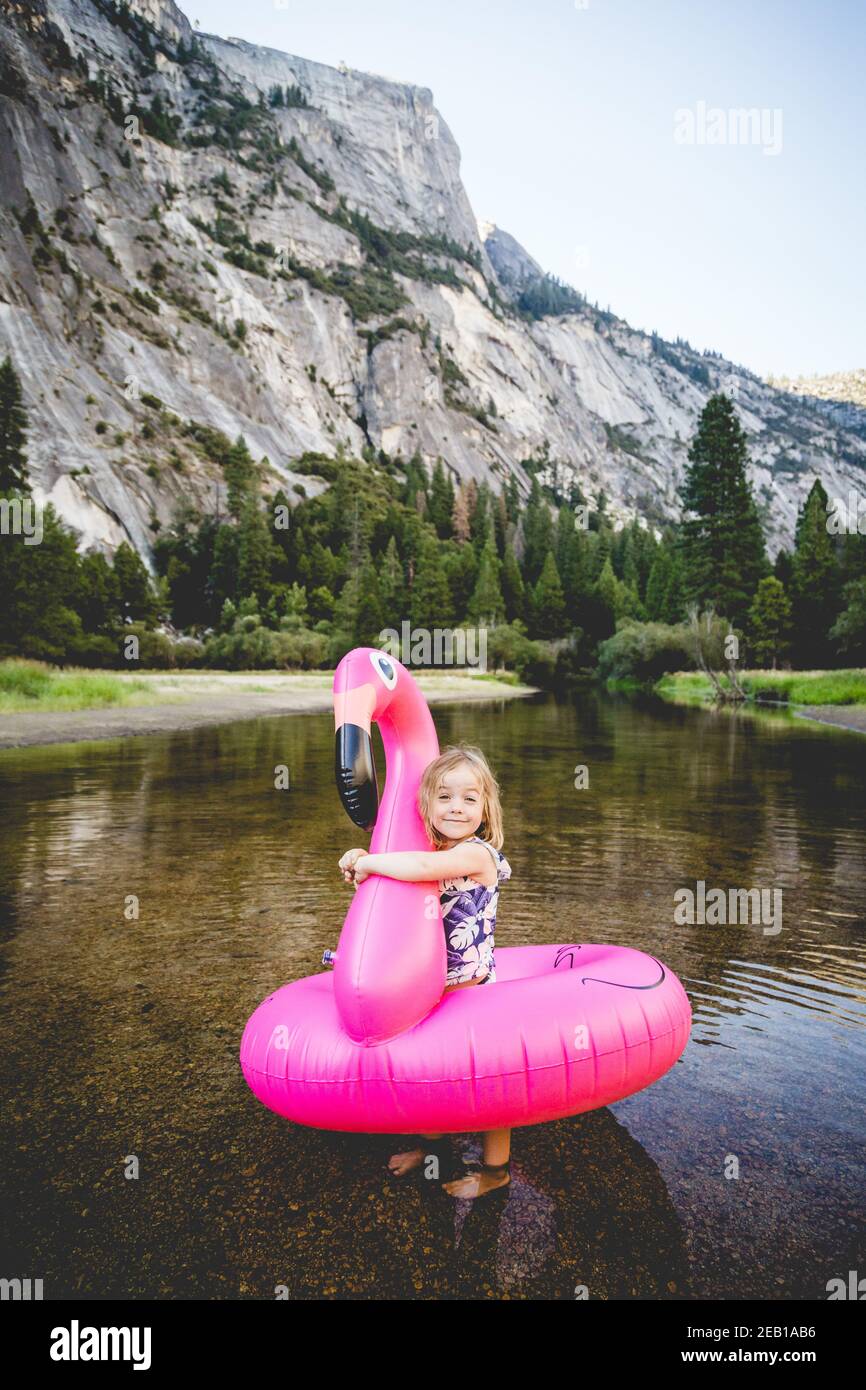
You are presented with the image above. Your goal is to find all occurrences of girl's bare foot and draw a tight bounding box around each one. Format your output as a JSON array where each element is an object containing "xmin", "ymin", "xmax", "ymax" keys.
[
  {"xmin": 387, "ymin": 1146, "xmax": 427, "ymax": 1176},
  {"xmin": 442, "ymin": 1161, "xmax": 510, "ymax": 1199}
]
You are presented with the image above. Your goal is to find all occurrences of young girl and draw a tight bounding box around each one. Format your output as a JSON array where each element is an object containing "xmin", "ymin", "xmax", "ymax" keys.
[{"xmin": 338, "ymin": 743, "xmax": 512, "ymax": 1199}]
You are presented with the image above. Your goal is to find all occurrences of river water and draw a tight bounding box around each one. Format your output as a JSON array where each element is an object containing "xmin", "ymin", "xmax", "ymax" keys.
[{"xmin": 0, "ymin": 692, "xmax": 863, "ymax": 1300}]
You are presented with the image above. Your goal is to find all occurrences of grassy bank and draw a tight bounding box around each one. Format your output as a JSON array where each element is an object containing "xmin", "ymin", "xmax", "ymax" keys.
[
  {"xmin": 0, "ymin": 659, "xmax": 524, "ymax": 715},
  {"xmin": 0, "ymin": 660, "xmax": 164, "ymax": 713},
  {"xmin": 655, "ymin": 669, "xmax": 866, "ymax": 707}
]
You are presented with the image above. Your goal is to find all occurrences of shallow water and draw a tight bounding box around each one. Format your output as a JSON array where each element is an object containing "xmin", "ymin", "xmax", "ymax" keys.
[{"xmin": 0, "ymin": 692, "xmax": 863, "ymax": 1300}]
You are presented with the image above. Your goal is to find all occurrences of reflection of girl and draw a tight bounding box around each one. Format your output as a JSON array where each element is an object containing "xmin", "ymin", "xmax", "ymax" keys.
[{"xmin": 338, "ymin": 744, "xmax": 512, "ymax": 1198}]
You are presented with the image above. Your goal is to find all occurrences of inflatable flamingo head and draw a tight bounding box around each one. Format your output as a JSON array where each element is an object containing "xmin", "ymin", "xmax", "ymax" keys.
[{"xmin": 333, "ymin": 647, "xmax": 401, "ymax": 830}]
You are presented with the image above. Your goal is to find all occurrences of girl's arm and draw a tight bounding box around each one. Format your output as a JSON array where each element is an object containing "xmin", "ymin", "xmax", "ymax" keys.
[{"xmin": 355, "ymin": 842, "xmax": 491, "ymax": 883}]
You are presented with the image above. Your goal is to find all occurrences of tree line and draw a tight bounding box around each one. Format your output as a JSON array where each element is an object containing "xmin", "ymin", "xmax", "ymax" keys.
[{"xmin": 1, "ymin": 353, "xmax": 865, "ymax": 680}]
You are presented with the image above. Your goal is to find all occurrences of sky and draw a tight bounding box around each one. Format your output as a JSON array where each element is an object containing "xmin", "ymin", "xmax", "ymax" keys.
[{"xmin": 184, "ymin": 0, "xmax": 864, "ymax": 379}]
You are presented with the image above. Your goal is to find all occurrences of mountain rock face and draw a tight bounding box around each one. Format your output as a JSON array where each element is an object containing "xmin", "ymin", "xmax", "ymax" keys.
[
  {"xmin": 767, "ymin": 370, "xmax": 866, "ymax": 426},
  {"xmin": 1, "ymin": 0, "xmax": 863, "ymax": 562}
]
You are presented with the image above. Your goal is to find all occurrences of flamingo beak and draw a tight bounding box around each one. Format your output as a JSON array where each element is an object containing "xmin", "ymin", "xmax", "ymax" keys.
[{"xmin": 334, "ymin": 682, "xmax": 379, "ymax": 831}]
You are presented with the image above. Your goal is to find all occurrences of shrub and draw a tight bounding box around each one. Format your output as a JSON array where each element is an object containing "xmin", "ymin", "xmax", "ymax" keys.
[
  {"xmin": 173, "ymin": 636, "xmax": 206, "ymax": 668},
  {"xmin": 483, "ymin": 623, "xmax": 564, "ymax": 685},
  {"xmin": 202, "ymin": 613, "xmax": 328, "ymax": 669},
  {"xmin": 518, "ymin": 642, "xmax": 558, "ymax": 687},
  {"xmin": 485, "ymin": 622, "xmax": 535, "ymax": 673},
  {"xmin": 597, "ymin": 620, "xmax": 694, "ymax": 684},
  {"xmin": 123, "ymin": 624, "xmax": 176, "ymax": 668}
]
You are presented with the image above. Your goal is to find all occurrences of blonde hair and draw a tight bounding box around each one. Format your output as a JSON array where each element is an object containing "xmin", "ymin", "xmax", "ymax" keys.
[{"xmin": 418, "ymin": 743, "xmax": 504, "ymax": 850}]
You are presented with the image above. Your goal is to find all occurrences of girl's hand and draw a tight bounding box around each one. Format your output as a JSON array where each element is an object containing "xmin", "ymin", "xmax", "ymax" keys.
[
  {"xmin": 352, "ymin": 856, "xmax": 371, "ymax": 885},
  {"xmin": 338, "ymin": 848, "xmax": 367, "ymax": 885}
]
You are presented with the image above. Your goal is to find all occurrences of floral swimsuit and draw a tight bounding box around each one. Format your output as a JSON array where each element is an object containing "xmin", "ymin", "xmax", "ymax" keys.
[{"xmin": 440, "ymin": 835, "xmax": 512, "ymax": 986}]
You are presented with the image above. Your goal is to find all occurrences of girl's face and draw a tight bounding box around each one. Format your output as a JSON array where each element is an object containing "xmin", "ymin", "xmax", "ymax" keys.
[{"xmin": 432, "ymin": 763, "xmax": 485, "ymax": 844}]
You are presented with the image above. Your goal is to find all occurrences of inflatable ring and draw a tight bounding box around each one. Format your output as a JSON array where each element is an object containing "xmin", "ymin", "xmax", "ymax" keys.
[{"xmin": 240, "ymin": 648, "xmax": 692, "ymax": 1133}]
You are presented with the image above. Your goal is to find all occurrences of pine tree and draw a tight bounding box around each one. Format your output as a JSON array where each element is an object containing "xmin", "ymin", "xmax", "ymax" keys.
[
  {"xmin": 446, "ymin": 541, "xmax": 478, "ymax": 620},
  {"xmin": 493, "ymin": 489, "xmax": 508, "ymax": 556},
  {"xmin": 0, "ymin": 504, "xmax": 85, "ymax": 662},
  {"xmin": 310, "ymin": 540, "xmax": 341, "ymax": 593},
  {"xmin": 470, "ymin": 481, "xmax": 491, "ymax": 550},
  {"xmin": 644, "ymin": 549, "xmax": 673, "ymax": 621},
  {"xmin": 113, "ymin": 542, "xmax": 159, "ymax": 625},
  {"xmin": 631, "ymin": 522, "xmax": 658, "ymax": 600},
  {"xmin": 594, "ymin": 556, "xmax": 622, "ymax": 639},
  {"xmin": 428, "ymin": 458, "xmax": 455, "ymax": 539},
  {"xmin": 501, "ymin": 544, "xmax": 525, "ymax": 622},
  {"xmin": 748, "ymin": 576, "xmax": 792, "ymax": 668},
  {"xmin": 237, "ymin": 500, "xmax": 273, "ymax": 603},
  {"xmin": 596, "ymin": 555, "xmax": 619, "ymax": 609},
  {"xmin": 522, "ymin": 478, "xmax": 554, "ymax": 585},
  {"xmin": 678, "ymin": 393, "xmax": 768, "ymax": 625},
  {"xmin": 333, "ymin": 566, "xmax": 362, "ymax": 642},
  {"xmin": 468, "ymin": 534, "xmax": 505, "ymax": 625},
  {"xmin": 830, "ymin": 577, "xmax": 866, "ymax": 663},
  {"xmin": 555, "ymin": 505, "xmax": 582, "ymax": 610},
  {"xmin": 790, "ymin": 479, "xmax": 841, "ymax": 667},
  {"xmin": 269, "ymin": 487, "xmax": 295, "ymax": 581},
  {"xmin": 452, "ymin": 484, "xmax": 471, "ymax": 543},
  {"xmin": 378, "ymin": 535, "xmax": 404, "ymax": 622},
  {"xmin": 154, "ymin": 511, "xmax": 221, "ymax": 629},
  {"xmin": 334, "ymin": 545, "xmax": 385, "ymax": 646},
  {"xmin": 774, "ymin": 547, "xmax": 794, "ymax": 589},
  {"xmin": 308, "ymin": 585, "xmax": 335, "ymax": 624},
  {"xmin": 462, "ymin": 478, "xmax": 478, "ymax": 536},
  {"xmin": 394, "ymin": 508, "xmax": 422, "ymax": 587},
  {"xmin": 0, "ymin": 355, "xmax": 29, "ymax": 493},
  {"xmin": 210, "ymin": 524, "xmax": 240, "ymax": 615},
  {"xmin": 663, "ymin": 554, "xmax": 686, "ymax": 624},
  {"xmin": 530, "ymin": 551, "xmax": 566, "ymax": 638},
  {"xmin": 618, "ymin": 523, "xmax": 640, "ymax": 589},
  {"xmin": 355, "ymin": 555, "xmax": 384, "ymax": 644},
  {"xmin": 410, "ymin": 537, "xmax": 453, "ymax": 628},
  {"xmin": 78, "ymin": 551, "xmax": 121, "ymax": 635},
  {"xmin": 223, "ymin": 435, "xmax": 257, "ymax": 520},
  {"xmin": 402, "ymin": 451, "xmax": 428, "ymax": 512}
]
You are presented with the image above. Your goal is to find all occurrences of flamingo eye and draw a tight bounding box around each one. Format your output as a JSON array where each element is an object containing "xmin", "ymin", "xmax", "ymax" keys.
[{"xmin": 369, "ymin": 650, "xmax": 397, "ymax": 689}]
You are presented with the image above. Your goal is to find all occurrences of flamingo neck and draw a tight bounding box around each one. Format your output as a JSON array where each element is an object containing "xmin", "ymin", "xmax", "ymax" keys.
[{"xmin": 369, "ymin": 678, "xmax": 440, "ymax": 854}]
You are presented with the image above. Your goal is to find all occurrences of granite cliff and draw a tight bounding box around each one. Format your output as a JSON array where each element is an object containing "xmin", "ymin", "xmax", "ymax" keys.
[{"xmin": 1, "ymin": 0, "xmax": 863, "ymax": 563}]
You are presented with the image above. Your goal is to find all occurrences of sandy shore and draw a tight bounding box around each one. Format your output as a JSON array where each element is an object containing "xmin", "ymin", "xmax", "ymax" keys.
[
  {"xmin": 0, "ymin": 670, "xmax": 539, "ymax": 750},
  {"xmin": 793, "ymin": 705, "xmax": 866, "ymax": 735}
]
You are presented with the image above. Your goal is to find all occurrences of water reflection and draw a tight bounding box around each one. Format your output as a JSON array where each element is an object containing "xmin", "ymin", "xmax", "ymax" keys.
[{"xmin": 0, "ymin": 692, "xmax": 863, "ymax": 1299}]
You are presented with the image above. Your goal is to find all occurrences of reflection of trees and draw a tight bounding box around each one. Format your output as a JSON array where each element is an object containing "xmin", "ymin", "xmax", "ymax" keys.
[
  {"xmin": 456, "ymin": 691, "xmax": 865, "ymax": 1016},
  {"xmin": 0, "ymin": 712, "xmax": 352, "ymax": 1043},
  {"xmin": 0, "ymin": 691, "xmax": 863, "ymax": 1297}
]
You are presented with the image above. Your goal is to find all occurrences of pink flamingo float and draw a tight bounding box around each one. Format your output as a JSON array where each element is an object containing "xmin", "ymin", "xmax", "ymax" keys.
[{"xmin": 240, "ymin": 647, "xmax": 692, "ymax": 1133}]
